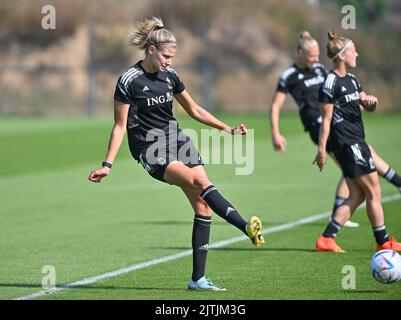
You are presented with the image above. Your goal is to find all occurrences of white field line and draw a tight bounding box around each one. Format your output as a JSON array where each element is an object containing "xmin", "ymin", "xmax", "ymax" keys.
[{"xmin": 15, "ymin": 193, "xmax": 401, "ymax": 300}]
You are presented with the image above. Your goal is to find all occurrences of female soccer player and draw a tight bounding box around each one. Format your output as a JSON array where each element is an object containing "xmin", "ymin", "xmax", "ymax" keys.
[
  {"xmin": 269, "ymin": 31, "xmax": 401, "ymax": 228},
  {"xmin": 314, "ymin": 31, "xmax": 401, "ymax": 252},
  {"xmin": 88, "ymin": 17, "xmax": 264, "ymax": 291}
]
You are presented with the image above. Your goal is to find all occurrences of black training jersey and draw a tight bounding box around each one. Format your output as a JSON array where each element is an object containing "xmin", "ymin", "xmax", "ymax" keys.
[
  {"xmin": 277, "ymin": 63, "xmax": 327, "ymax": 131},
  {"xmin": 114, "ymin": 61, "xmax": 185, "ymax": 152},
  {"xmin": 319, "ymin": 71, "xmax": 365, "ymax": 147}
]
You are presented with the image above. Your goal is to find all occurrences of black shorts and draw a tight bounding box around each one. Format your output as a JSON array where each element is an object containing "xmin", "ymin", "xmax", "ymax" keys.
[
  {"xmin": 134, "ymin": 131, "xmax": 204, "ymax": 182},
  {"xmin": 333, "ymin": 141, "xmax": 376, "ymax": 179},
  {"xmin": 308, "ymin": 122, "xmax": 334, "ymax": 153}
]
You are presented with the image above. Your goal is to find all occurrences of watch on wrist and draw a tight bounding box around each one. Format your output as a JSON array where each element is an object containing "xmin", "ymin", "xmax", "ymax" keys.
[{"xmin": 102, "ymin": 161, "xmax": 112, "ymax": 169}]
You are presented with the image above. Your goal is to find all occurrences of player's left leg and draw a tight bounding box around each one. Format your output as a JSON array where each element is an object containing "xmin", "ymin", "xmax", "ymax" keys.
[
  {"xmin": 369, "ymin": 144, "xmax": 401, "ymax": 193},
  {"xmin": 164, "ymin": 162, "xmax": 265, "ymax": 246},
  {"xmin": 354, "ymin": 172, "xmax": 401, "ymax": 252}
]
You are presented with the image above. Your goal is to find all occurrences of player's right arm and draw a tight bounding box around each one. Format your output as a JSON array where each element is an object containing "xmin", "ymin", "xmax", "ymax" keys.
[
  {"xmin": 269, "ymin": 91, "xmax": 287, "ymax": 152},
  {"xmin": 88, "ymin": 100, "xmax": 129, "ymax": 183},
  {"xmin": 313, "ymin": 102, "xmax": 333, "ymax": 171}
]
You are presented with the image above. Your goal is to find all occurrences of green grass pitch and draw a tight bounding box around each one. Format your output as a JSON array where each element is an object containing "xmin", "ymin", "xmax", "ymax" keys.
[{"xmin": 0, "ymin": 113, "xmax": 400, "ymax": 300}]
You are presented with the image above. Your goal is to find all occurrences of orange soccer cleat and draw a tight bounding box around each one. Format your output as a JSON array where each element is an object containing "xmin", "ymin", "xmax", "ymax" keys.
[
  {"xmin": 376, "ymin": 236, "xmax": 401, "ymax": 252},
  {"xmin": 316, "ymin": 234, "xmax": 345, "ymax": 253}
]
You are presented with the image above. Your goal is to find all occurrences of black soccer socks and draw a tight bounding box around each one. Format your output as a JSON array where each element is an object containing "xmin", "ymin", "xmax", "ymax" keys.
[
  {"xmin": 384, "ymin": 168, "xmax": 401, "ymax": 188},
  {"xmin": 322, "ymin": 219, "xmax": 342, "ymax": 238},
  {"xmin": 192, "ymin": 215, "xmax": 211, "ymax": 282},
  {"xmin": 200, "ymin": 185, "xmax": 247, "ymax": 234},
  {"xmin": 373, "ymin": 225, "xmax": 390, "ymax": 245}
]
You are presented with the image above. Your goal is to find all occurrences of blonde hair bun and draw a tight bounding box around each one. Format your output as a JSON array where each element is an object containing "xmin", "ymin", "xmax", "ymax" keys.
[
  {"xmin": 128, "ymin": 17, "xmax": 176, "ymax": 51},
  {"xmin": 300, "ymin": 31, "xmax": 311, "ymax": 39},
  {"xmin": 327, "ymin": 30, "xmax": 337, "ymax": 41}
]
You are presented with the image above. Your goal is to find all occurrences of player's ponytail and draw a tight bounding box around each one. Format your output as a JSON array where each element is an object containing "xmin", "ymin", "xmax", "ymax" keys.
[
  {"xmin": 128, "ymin": 17, "xmax": 177, "ymax": 52},
  {"xmin": 326, "ymin": 30, "xmax": 351, "ymax": 61},
  {"xmin": 297, "ymin": 31, "xmax": 318, "ymax": 51}
]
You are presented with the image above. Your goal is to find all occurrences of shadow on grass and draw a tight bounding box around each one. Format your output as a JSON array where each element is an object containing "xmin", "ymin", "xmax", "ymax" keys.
[
  {"xmin": 342, "ymin": 290, "xmax": 386, "ymax": 294},
  {"xmin": 137, "ymin": 221, "xmax": 291, "ymax": 227},
  {"xmin": 0, "ymin": 283, "xmax": 184, "ymax": 291},
  {"xmin": 138, "ymin": 220, "xmax": 224, "ymax": 226},
  {"xmin": 70, "ymin": 285, "xmax": 184, "ymax": 291},
  {"xmin": 0, "ymin": 283, "xmax": 43, "ymax": 289},
  {"xmin": 149, "ymin": 246, "xmax": 317, "ymax": 253}
]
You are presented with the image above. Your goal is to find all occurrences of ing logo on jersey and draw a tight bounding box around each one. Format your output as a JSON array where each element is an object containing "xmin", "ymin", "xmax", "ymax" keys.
[
  {"xmin": 146, "ymin": 92, "xmax": 173, "ymax": 106},
  {"xmin": 344, "ymin": 91, "xmax": 360, "ymax": 103}
]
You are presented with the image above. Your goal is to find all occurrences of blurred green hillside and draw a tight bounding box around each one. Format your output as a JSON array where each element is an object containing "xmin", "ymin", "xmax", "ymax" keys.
[{"xmin": 0, "ymin": 0, "xmax": 400, "ymax": 115}]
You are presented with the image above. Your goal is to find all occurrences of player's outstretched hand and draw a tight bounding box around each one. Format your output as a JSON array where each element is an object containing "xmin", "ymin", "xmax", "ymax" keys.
[
  {"xmin": 313, "ymin": 150, "xmax": 326, "ymax": 171},
  {"xmin": 88, "ymin": 167, "xmax": 110, "ymax": 183},
  {"xmin": 272, "ymin": 133, "xmax": 287, "ymax": 152},
  {"xmin": 231, "ymin": 123, "xmax": 247, "ymax": 135}
]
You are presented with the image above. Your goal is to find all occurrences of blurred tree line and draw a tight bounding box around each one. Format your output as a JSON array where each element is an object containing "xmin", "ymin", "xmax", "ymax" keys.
[{"xmin": 0, "ymin": 0, "xmax": 400, "ymax": 115}]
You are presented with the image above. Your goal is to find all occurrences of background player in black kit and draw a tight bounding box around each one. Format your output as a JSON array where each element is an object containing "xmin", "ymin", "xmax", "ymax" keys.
[
  {"xmin": 88, "ymin": 17, "xmax": 264, "ymax": 291},
  {"xmin": 314, "ymin": 31, "xmax": 401, "ymax": 253},
  {"xmin": 269, "ymin": 31, "xmax": 401, "ymax": 228}
]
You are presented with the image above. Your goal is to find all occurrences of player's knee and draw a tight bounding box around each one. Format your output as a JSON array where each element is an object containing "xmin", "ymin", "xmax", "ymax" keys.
[{"xmin": 190, "ymin": 175, "xmax": 210, "ymax": 192}]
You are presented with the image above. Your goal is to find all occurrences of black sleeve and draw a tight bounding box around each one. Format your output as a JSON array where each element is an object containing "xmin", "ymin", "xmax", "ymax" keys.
[
  {"xmin": 167, "ymin": 68, "xmax": 185, "ymax": 94},
  {"xmin": 276, "ymin": 80, "xmax": 289, "ymax": 94},
  {"xmin": 113, "ymin": 76, "xmax": 131, "ymax": 104},
  {"xmin": 320, "ymin": 73, "xmax": 337, "ymax": 104},
  {"xmin": 276, "ymin": 71, "xmax": 292, "ymax": 94},
  {"xmin": 319, "ymin": 86, "xmax": 332, "ymax": 104}
]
